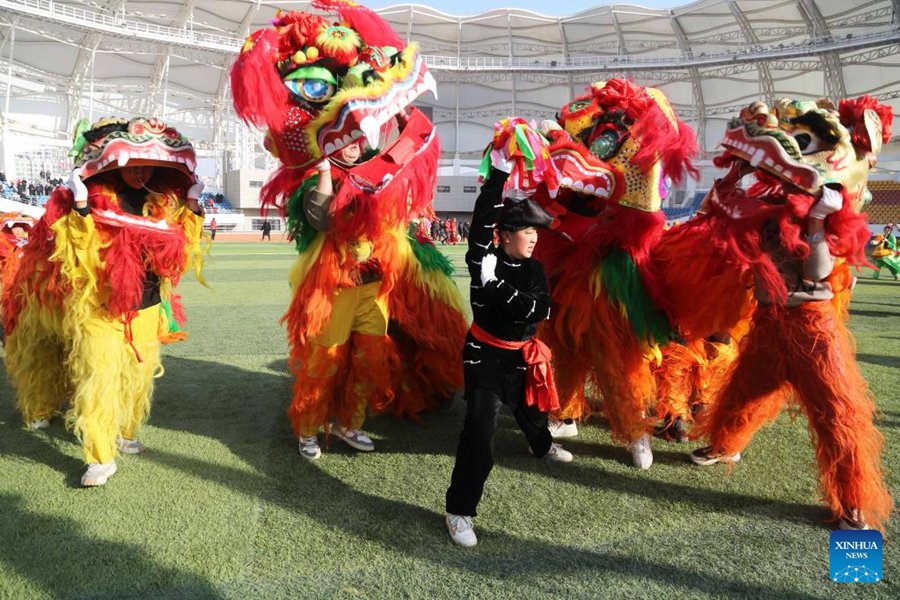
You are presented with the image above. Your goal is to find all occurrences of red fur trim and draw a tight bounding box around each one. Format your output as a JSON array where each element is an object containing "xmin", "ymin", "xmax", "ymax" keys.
[
  {"xmin": 231, "ymin": 29, "xmax": 290, "ymax": 130},
  {"xmin": 838, "ymin": 95, "xmax": 894, "ymax": 153}
]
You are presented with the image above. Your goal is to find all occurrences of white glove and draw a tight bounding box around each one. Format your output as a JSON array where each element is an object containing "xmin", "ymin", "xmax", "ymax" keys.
[
  {"xmin": 187, "ymin": 176, "xmax": 204, "ymax": 200},
  {"xmin": 67, "ymin": 167, "xmax": 88, "ymax": 202},
  {"xmin": 809, "ymin": 186, "xmax": 843, "ymax": 220},
  {"xmin": 480, "ymin": 252, "xmax": 498, "ymax": 286},
  {"xmin": 315, "ymin": 159, "xmax": 331, "ymax": 172},
  {"xmin": 490, "ymin": 150, "xmax": 513, "ymax": 174},
  {"xmin": 538, "ymin": 119, "xmax": 563, "ymax": 136}
]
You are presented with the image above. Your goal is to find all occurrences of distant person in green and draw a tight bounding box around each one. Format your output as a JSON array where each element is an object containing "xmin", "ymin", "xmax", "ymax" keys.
[{"xmin": 870, "ymin": 224, "xmax": 900, "ymax": 280}]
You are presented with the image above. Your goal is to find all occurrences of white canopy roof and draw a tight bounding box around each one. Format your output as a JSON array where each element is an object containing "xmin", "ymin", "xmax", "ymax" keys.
[{"xmin": 1, "ymin": 0, "xmax": 898, "ymax": 173}]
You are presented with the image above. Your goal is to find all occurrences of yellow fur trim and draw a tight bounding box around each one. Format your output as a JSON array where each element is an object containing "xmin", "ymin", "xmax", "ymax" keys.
[{"xmin": 390, "ymin": 228, "xmax": 467, "ymax": 315}]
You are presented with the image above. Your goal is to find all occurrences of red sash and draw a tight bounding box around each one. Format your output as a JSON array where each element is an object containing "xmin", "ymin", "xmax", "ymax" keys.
[{"xmin": 469, "ymin": 322, "xmax": 560, "ymax": 413}]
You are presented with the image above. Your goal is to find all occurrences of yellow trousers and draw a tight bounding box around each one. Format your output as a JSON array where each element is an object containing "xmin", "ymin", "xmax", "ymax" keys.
[
  {"xmin": 293, "ymin": 282, "xmax": 390, "ymax": 437},
  {"xmin": 9, "ymin": 303, "xmax": 163, "ymax": 464}
]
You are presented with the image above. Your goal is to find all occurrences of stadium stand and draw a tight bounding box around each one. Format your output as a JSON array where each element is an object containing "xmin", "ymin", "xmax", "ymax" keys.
[{"xmin": 867, "ymin": 181, "xmax": 900, "ymax": 225}]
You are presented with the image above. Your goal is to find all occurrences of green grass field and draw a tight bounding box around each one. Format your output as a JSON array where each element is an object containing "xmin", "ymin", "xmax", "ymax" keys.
[{"xmin": 1, "ymin": 242, "xmax": 898, "ymax": 599}]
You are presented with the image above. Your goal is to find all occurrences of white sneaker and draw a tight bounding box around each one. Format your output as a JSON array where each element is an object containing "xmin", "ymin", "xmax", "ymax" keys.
[
  {"xmin": 545, "ymin": 443, "xmax": 574, "ymax": 463},
  {"xmin": 28, "ymin": 419, "xmax": 50, "ymax": 430},
  {"xmin": 81, "ymin": 461, "xmax": 118, "ymax": 487},
  {"xmin": 628, "ymin": 433, "xmax": 653, "ymax": 470},
  {"xmin": 299, "ymin": 435, "xmax": 322, "ymax": 460},
  {"xmin": 548, "ymin": 419, "xmax": 578, "ymax": 439},
  {"xmin": 446, "ymin": 514, "xmax": 477, "ymax": 547},
  {"xmin": 332, "ymin": 425, "xmax": 375, "ymax": 452},
  {"xmin": 116, "ymin": 436, "xmax": 145, "ymax": 454}
]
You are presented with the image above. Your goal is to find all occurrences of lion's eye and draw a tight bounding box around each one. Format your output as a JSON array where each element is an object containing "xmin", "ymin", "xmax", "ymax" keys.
[
  {"xmin": 283, "ymin": 66, "xmax": 339, "ymax": 104},
  {"xmin": 285, "ymin": 78, "xmax": 335, "ymax": 103},
  {"xmin": 790, "ymin": 131, "xmax": 824, "ymax": 155}
]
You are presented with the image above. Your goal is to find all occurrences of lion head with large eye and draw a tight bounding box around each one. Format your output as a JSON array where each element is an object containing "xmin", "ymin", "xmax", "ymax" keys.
[
  {"xmin": 231, "ymin": 0, "xmax": 437, "ymax": 175},
  {"xmin": 708, "ymin": 95, "xmax": 893, "ymax": 219}
]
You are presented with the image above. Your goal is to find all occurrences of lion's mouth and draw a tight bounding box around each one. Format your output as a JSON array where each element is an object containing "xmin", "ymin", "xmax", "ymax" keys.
[
  {"xmin": 720, "ymin": 123, "xmax": 822, "ymax": 194},
  {"xmin": 316, "ymin": 54, "xmax": 437, "ymax": 158}
]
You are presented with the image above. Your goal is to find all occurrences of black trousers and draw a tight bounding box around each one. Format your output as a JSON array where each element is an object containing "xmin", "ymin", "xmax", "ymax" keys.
[{"xmin": 445, "ymin": 357, "xmax": 553, "ymax": 517}]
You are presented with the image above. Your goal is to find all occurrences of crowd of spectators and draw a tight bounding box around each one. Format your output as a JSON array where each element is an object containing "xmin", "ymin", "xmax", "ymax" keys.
[
  {"xmin": 421, "ymin": 216, "xmax": 470, "ymax": 245},
  {"xmin": 1, "ymin": 170, "xmax": 62, "ymax": 206}
]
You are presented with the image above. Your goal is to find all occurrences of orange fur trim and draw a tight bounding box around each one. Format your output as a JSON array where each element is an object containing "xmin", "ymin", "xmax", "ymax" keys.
[
  {"xmin": 696, "ymin": 303, "xmax": 892, "ymax": 530},
  {"xmin": 287, "ymin": 342, "xmax": 351, "ymax": 437},
  {"xmin": 542, "ymin": 273, "xmax": 653, "ymax": 442}
]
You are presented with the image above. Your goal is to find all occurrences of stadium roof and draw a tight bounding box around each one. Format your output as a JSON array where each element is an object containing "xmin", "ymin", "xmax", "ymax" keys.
[{"xmin": 1, "ymin": 0, "xmax": 899, "ymax": 171}]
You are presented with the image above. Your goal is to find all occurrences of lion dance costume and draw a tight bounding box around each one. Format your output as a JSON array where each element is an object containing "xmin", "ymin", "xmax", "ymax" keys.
[
  {"xmin": 4, "ymin": 117, "xmax": 206, "ymax": 486},
  {"xmin": 0, "ymin": 212, "xmax": 33, "ymax": 301},
  {"xmin": 490, "ymin": 80, "xmax": 699, "ymax": 468},
  {"xmin": 230, "ymin": 1, "xmax": 467, "ymax": 456},
  {"xmin": 870, "ymin": 226, "xmax": 900, "ymax": 279},
  {"xmin": 670, "ymin": 96, "xmax": 894, "ymax": 531}
]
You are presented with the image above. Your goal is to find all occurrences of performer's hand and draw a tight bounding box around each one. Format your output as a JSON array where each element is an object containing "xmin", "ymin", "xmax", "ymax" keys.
[
  {"xmin": 67, "ymin": 167, "xmax": 88, "ymax": 204},
  {"xmin": 187, "ymin": 175, "xmax": 205, "ymax": 200},
  {"xmin": 809, "ymin": 186, "xmax": 843, "ymax": 220},
  {"xmin": 480, "ymin": 252, "xmax": 498, "ymax": 286},
  {"xmin": 315, "ymin": 159, "xmax": 332, "ymax": 172}
]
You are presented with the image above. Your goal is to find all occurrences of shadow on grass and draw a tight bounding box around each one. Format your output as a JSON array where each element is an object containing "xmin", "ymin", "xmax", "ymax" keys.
[
  {"xmin": 849, "ymin": 308, "xmax": 900, "ymax": 319},
  {"xmin": 857, "ymin": 353, "xmax": 900, "ymax": 369},
  {"xmin": 0, "ymin": 416, "xmax": 83, "ymax": 485},
  {"xmin": 144, "ymin": 447, "xmax": 819, "ymax": 599},
  {"xmin": 0, "ymin": 492, "xmax": 222, "ymax": 599}
]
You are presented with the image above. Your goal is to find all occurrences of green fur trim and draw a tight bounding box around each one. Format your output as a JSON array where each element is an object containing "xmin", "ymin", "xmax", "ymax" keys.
[
  {"xmin": 601, "ymin": 249, "xmax": 676, "ymax": 346},
  {"xmin": 407, "ymin": 228, "xmax": 455, "ymax": 276},
  {"xmin": 161, "ymin": 299, "xmax": 182, "ymax": 334},
  {"xmin": 286, "ymin": 175, "xmax": 319, "ymax": 253}
]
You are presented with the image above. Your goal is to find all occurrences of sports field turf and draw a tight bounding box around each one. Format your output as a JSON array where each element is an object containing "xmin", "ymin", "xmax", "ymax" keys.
[{"xmin": 1, "ymin": 241, "xmax": 898, "ymax": 599}]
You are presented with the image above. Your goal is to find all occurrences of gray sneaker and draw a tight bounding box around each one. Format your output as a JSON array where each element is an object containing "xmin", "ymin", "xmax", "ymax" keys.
[
  {"xmin": 332, "ymin": 426, "xmax": 375, "ymax": 452},
  {"xmin": 116, "ymin": 436, "xmax": 146, "ymax": 454},
  {"xmin": 299, "ymin": 435, "xmax": 322, "ymax": 460}
]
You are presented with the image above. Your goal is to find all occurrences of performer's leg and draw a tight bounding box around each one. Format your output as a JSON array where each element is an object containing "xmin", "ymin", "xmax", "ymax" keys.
[
  {"xmin": 786, "ymin": 303, "xmax": 893, "ymax": 529},
  {"xmin": 6, "ymin": 304, "xmax": 67, "ymax": 424},
  {"xmin": 288, "ymin": 287, "xmax": 355, "ymax": 438},
  {"xmin": 68, "ymin": 315, "xmax": 135, "ymax": 465},
  {"xmin": 288, "ymin": 343, "xmax": 351, "ymax": 438},
  {"xmin": 446, "ymin": 387, "xmax": 504, "ymax": 517},
  {"xmin": 335, "ymin": 282, "xmax": 393, "ymax": 430},
  {"xmin": 119, "ymin": 305, "xmax": 163, "ymax": 445},
  {"xmin": 696, "ymin": 309, "xmax": 790, "ymax": 457},
  {"xmin": 511, "ymin": 396, "xmax": 553, "ymax": 457}
]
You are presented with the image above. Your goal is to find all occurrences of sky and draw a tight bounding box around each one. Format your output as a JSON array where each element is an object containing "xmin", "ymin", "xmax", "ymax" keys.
[{"xmin": 359, "ymin": 0, "xmax": 686, "ymax": 17}]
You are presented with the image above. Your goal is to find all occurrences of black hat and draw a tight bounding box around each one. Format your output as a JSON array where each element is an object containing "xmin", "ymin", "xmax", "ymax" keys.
[{"xmin": 497, "ymin": 198, "xmax": 554, "ymax": 232}]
